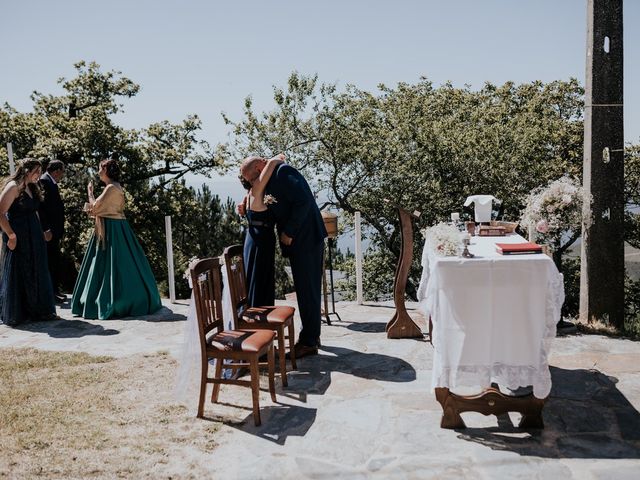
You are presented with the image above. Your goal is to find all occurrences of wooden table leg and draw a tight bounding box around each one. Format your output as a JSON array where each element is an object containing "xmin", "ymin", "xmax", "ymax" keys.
[{"xmin": 435, "ymin": 387, "xmax": 545, "ymax": 429}]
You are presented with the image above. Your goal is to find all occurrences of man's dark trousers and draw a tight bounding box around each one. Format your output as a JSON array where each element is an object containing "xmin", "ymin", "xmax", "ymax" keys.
[{"xmin": 289, "ymin": 239, "xmax": 324, "ymax": 346}]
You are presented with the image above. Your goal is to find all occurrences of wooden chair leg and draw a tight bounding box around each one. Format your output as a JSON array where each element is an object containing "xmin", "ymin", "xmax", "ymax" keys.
[
  {"xmin": 268, "ymin": 344, "xmax": 276, "ymax": 402},
  {"xmin": 278, "ymin": 327, "xmax": 288, "ymax": 387},
  {"xmin": 197, "ymin": 361, "xmax": 208, "ymax": 418},
  {"xmin": 249, "ymin": 357, "xmax": 261, "ymax": 426},
  {"xmin": 288, "ymin": 321, "xmax": 297, "ymax": 370},
  {"xmin": 212, "ymin": 358, "xmax": 223, "ymax": 403}
]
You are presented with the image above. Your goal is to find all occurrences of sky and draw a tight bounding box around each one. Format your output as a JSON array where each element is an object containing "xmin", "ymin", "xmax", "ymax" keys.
[{"xmin": 1, "ymin": 0, "xmax": 638, "ymax": 202}]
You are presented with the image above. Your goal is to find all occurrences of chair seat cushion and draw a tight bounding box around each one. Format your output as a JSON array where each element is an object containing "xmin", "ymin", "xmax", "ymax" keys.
[
  {"xmin": 240, "ymin": 306, "xmax": 295, "ymax": 325},
  {"xmin": 207, "ymin": 329, "xmax": 275, "ymax": 353}
]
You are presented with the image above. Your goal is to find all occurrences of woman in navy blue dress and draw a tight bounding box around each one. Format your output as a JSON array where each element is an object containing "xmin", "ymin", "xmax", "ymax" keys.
[
  {"xmin": 239, "ymin": 155, "xmax": 284, "ymax": 307},
  {"xmin": 0, "ymin": 158, "xmax": 57, "ymax": 326}
]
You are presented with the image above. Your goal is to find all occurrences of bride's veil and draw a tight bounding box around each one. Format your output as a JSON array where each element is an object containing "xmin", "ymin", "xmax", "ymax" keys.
[{"xmin": 173, "ymin": 258, "xmax": 235, "ymax": 411}]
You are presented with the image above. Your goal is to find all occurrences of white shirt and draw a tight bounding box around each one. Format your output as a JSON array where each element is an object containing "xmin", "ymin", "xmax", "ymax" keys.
[{"xmin": 44, "ymin": 171, "xmax": 57, "ymax": 185}]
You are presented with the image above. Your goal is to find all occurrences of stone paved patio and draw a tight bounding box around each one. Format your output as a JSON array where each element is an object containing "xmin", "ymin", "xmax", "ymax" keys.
[{"xmin": 1, "ymin": 299, "xmax": 639, "ymax": 479}]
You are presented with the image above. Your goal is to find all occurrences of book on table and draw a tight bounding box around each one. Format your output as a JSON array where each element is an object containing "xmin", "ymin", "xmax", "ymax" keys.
[{"xmin": 495, "ymin": 242, "xmax": 543, "ymax": 255}]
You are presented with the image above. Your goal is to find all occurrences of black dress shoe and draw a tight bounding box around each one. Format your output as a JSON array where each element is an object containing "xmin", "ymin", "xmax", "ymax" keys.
[
  {"xmin": 292, "ymin": 343, "xmax": 318, "ymax": 359},
  {"xmin": 232, "ymin": 366, "xmax": 250, "ymax": 379},
  {"xmin": 54, "ymin": 293, "xmax": 67, "ymax": 303}
]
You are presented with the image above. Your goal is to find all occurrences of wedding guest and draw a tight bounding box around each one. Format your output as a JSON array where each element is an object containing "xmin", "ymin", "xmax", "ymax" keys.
[
  {"xmin": 240, "ymin": 157, "xmax": 327, "ymax": 358},
  {"xmin": 238, "ymin": 154, "xmax": 284, "ymax": 307},
  {"xmin": 71, "ymin": 159, "xmax": 162, "ymax": 319},
  {"xmin": 0, "ymin": 158, "xmax": 58, "ymax": 325},
  {"xmin": 39, "ymin": 159, "xmax": 67, "ymax": 303}
]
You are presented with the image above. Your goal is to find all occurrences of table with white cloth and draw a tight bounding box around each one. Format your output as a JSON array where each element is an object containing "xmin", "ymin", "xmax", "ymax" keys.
[{"xmin": 417, "ymin": 233, "xmax": 565, "ymax": 428}]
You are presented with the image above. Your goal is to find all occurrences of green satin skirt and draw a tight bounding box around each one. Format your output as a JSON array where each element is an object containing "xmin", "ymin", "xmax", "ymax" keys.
[{"xmin": 71, "ymin": 218, "xmax": 162, "ymax": 319}]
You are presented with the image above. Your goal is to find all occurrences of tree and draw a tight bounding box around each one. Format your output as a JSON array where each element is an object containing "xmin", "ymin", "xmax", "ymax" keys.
[
  {"xmin": 0, "ymin": 61, "xmax": 233, "ymax": 295},
  {"xmin": 221, "ymin": 73, "xmax": 585, "ymax": 300}
]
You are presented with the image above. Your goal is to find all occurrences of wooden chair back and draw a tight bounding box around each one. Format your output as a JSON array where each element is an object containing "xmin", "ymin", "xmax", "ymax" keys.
[
  {"xmin": 189, "ymin": 256, "xmax": 277, "ymax": 424},
  {"xmin": 222, "ymin": 244, "xmax": 248, "ymax": 323},
  {"xmin": 190, "ymin": 257, "xmax": 225, "ymax": 345}
]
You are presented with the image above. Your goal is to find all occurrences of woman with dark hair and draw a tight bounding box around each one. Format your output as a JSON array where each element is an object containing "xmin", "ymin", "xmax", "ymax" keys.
[
  {"xmin": 71, "ymin": 159, "xmax": 162, "ymax": 319},
  {"xmin": 238, "ymin": 154, "xmax": 284, "ymax": 306},
  {"xmin": 0, "ymin": 158, "xmax": 57, "ymax": 325}
]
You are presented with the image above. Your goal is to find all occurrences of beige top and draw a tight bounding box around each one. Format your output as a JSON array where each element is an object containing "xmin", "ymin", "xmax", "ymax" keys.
[
  {"xmin": 92, "ymin": 184, "xmax": 126, "ymax": 219},
  {"xmin": 90, "ymin": 184, "xmax": 126, "ymax": 245}
]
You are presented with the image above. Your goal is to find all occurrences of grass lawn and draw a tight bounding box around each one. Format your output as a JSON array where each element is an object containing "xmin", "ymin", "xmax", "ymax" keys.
[{"xmin": 0, "ymin": 348, "xmax": 220, "ymax": 479}]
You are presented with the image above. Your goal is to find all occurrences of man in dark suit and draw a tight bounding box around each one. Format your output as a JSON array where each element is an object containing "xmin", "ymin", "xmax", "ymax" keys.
[
  {"xmin": 39, "ymin": 160, "xmax": 66, "ymax": 303},
  {"xmin": 241, "ymin": 157, "xmax": 327, "ymax": 358}
]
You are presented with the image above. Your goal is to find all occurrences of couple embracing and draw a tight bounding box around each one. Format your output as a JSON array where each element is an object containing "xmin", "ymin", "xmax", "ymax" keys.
[{"xmin": 238, "ymin": 155, "xmax": 327, "ymax": 358}]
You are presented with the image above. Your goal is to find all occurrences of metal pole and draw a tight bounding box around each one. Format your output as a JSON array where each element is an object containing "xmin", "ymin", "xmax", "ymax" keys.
[
  {"xmin": 165, "ymin": 215, "xmax": 176, "ymax": 303},
  {"xmin": 321, "ymin": 246, "xmax": 331, "ymax": 324},
  {"xmin": 7, "ymin": 143, "xmax": 15, "ymax": 175},
  {"xmin": 355, "ymin": 211, "xmax": 363, "ymax": 304}
]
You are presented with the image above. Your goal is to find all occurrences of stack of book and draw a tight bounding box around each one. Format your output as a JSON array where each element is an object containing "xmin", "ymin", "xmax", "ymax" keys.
[
  {"xmin": 495, "ymin": 242, "xmax": 543, "ymax": 255},
  {"xmin": 479, "ymin": 225, "xmax": 506, "ymax": 237}
]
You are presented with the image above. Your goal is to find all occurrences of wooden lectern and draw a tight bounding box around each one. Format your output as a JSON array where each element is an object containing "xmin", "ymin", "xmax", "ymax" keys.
[
  {"xmin": 321, "ymin": 211, "xmax": 340, "ymax": 324},
  {"xmin": 385, "ymin": 204, "xmax": 423, "ymax": 339}
]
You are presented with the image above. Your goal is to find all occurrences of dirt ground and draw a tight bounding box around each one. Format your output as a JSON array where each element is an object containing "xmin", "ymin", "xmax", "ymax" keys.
[{"xmin": 0, "ymin": 348, "xmax": 222, "ymax": 479}]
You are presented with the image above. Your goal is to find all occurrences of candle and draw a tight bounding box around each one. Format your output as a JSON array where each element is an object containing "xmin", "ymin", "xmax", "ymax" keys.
[
  {"xmin": 528, "ymin": 224, "xmax": 536, "ymax": 242},
  {"xmin": 451, "ymin": 212, "xmax": 460, "ymax": 222}
]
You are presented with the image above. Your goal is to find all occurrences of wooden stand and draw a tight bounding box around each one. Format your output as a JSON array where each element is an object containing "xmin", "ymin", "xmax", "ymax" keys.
[
  {"xmin": 321, "ymin": 241, "xmax": 342, "ymax": 324},
  {"xmin": 434, "ymin": 387, "xmax": 545, "ymax": 429},
  {"xmin": 321, "ymin": 250, "xmax": 331, "ymax": 325},
  {"xmin": 385, "ymin": 206, "xmax": 423, "ymax": 339}
]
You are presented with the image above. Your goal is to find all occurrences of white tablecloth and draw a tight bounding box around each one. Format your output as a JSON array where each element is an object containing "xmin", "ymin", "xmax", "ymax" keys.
[{"xmin": 417, "ymin": 234, "xmax": 564, "ymax": 398}]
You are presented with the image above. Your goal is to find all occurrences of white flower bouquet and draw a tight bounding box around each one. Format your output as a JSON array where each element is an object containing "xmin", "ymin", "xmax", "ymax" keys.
[
  {"xmin": 183, "ymin": 256, "xmax": 200, "ymax": 286},
  {"xmin": 422, "ymin": 222, "xmax": 462, "ymax": 257},
  {"xmin": 520, "ymin": 176, "xmax": 587, "ymax": 248}
]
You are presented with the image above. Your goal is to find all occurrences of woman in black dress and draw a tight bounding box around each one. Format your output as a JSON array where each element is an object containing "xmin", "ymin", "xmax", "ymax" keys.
[
  {"xmin": 0, "ymin": 158, "xmax": 57, "ymax": 326},
  {"xmin": 239, "ymin": 154, "xmax": 284, "ymax": 306}
]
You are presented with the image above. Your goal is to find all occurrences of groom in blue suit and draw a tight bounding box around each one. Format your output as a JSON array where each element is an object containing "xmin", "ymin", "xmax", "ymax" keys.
[{"xmin": 241, "ymin": 157, "xmax": 327, "ymax": 358}]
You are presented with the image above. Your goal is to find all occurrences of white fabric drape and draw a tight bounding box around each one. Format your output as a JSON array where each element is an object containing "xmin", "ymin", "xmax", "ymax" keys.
[
  {"xmin": 418, "ymin": 234, "xmax": 564, "ymax": 398},
  {"xmin": 173, "ymin": 259, "xmax": 236, "ymax": 410},
  {"xmin": 463, "ymin": 195, "xmax": 499, "ymax": 223}
]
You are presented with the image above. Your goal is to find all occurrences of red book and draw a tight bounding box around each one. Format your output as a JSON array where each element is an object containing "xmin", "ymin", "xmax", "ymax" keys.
[{"xmin": 495, "ymin": 242, "xmax": 543, "ymax": 255}]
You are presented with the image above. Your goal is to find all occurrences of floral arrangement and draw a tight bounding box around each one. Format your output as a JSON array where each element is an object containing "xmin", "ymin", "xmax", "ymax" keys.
[
  {"xmin": 263, "ymin": 194, "xmax": 277, "ymax": 205},
  {"xmin": 183, "ymin": 257, "xmax": 200, "ymax": 281},
  {"xmin": 421, "ymin": 222, "xmax": 462, "ymax": 256},
  {"xmin": 520, "ymin": 176, "xmax": 587, "ymax": 248}
]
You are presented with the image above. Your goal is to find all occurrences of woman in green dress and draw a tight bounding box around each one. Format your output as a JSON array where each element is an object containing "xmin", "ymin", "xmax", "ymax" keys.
[{"xmin": 71, "ymin": 159, "xmax": 162, "ymax": 319}]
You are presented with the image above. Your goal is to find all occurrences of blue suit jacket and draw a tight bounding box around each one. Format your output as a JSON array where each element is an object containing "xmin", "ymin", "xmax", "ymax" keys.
[{"xmin": 265, "ymin": 164, "xmax": 327, "ymax": 253}]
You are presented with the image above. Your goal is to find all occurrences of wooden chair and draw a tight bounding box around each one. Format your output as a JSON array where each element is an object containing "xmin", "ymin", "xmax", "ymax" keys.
[
  {"xmin": 190, "ymin": 257, "xmax": 276, "ymax": 426},
  {"xmin": 222, "ymin": 245, "xmax": 296, "ymax": 387}
]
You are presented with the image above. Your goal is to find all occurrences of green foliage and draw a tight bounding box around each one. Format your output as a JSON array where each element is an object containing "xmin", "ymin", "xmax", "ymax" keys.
[
  {"xmin": 622, "ymin": 144, "xmax": 640, "ymax": 334},
  {"xmin": 624, "ymin": 275, "xmax": 640, "ymax": 338},
  {"xmin": 0, "ymin": 61, "xmax": 234, "ymax": 298},
  {"xmin": 561, "ymin": 256, "xmax": 581, "ymax": 318},
  {"xmin": 5, "ymin": 62, "xmax": 639, "ymax": 315},
  {"xmin": 624, "ymin": 144, "xmax": 640, "ymax": 249},
  {"xmin": 335, "ymin": 248, "xmax": 397, "ymax": 302},
  {"xmin": 221, "ymin": 73, "xmax": 585, "ymax": 300},
  {"xmin": 274, "ymin": 250, "xmax": 294, "ymax": 300}
]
